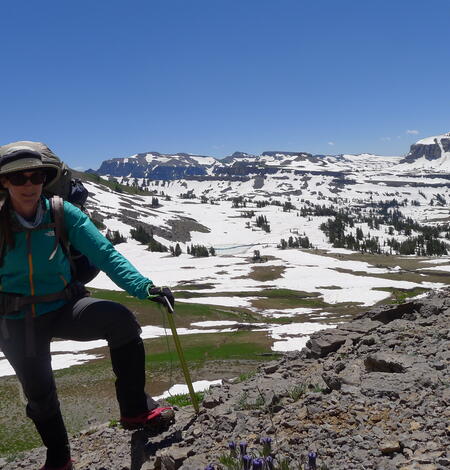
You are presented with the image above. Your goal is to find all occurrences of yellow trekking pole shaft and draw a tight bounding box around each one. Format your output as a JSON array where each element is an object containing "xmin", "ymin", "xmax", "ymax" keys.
[{"xmin": 163, "ymin": 296, "xmax": 200, "ymax": 414}]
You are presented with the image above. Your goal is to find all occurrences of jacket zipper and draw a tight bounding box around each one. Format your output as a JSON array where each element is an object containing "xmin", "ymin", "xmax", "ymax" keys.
[{"xmin": 59, "ymin": 274, "xmax": 69, "ymax": 287}]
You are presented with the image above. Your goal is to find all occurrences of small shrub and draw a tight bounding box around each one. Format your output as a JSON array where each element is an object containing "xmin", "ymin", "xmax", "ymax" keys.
[
  {"xmin": 165, "ymin": 392, "xmax": 204, "ymax": 408},
  {"xmin": 236, "ymin": 370, "xmax": 257, "ymax": 383},
  {"xmin": 170, "ymin": 243, "xmax": 182, "ymax": 257},
  {"xmin": 289, "ymin": 384, "xmax": 307, "ymax": 401},
  {"xmin": 148, "ymin": 237, "xmax": 168, "ymax": 252},
  {"xmin": 105, "ymin": 229, "xmax": 126, "ymax": 245},
  {"xmin": 189, "ymin": 244, "xmax": 212, "ymax": 257},
  {"xmin": 130, "ymin": 225, "xmax": 152, "ymax": 244},
  {"xmin": 235, "ymin": 391, "xmax": 265, "ymax": 411},
  {"xmin": 309, "ymin": 383, "xmax": 326, "ymax": 393}
]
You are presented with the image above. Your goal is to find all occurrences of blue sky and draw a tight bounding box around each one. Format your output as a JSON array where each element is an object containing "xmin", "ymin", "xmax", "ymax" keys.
[{"xmin": 1, "ymin": 0, "xmax": 449, "ymax": 169}]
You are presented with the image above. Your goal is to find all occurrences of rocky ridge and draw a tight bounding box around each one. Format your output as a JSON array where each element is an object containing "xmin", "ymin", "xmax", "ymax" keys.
[
  {"xmin": 401, "ymin": 134, "xmax": 450, "ymax": 164},
  {"xmin": 92, "ymin": 133, "xmax": 450, "ymax": 181},
  {"xmin": 1, "ymin": 290, "xmax": 449, "ymax": 470}
]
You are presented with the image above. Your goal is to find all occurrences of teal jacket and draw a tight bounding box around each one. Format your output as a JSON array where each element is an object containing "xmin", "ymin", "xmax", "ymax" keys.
[{"xmin": 0, "ymin": 197, "xmax": 153, "ymax": 318}]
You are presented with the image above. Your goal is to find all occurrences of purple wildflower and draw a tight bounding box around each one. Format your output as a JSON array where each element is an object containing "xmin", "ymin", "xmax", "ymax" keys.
[
  {"xmin": 260, "ymin": 437, "xmax": 272, "ymax": 456},
  {"xmin": 228, "ymin": 441, "xmax": 237, "ymax": 457},
  {"xmin": 239, "ymin": 441, "xmax": 248, "ymax": 455},
  {"xmin": 260, "ymin": 437, "xmax": 272, "ymax": 447},
  {"xmin": 265, "ymin": 456, "xmax": 275, "ymax": 470},
  {"xmin": 252, "ymin": 458, "xmax": 264, "ymax": 470},
  {"xmin": 308, "ymin": 451, "xmax": 317, "ymax": 470},
  {"xmin": 204, "ymin": 465, "xmax": 214, "ymax": 470},
  {"xmin": 242, "ymin": 455, "xmax": 252, "ymax": 470}
]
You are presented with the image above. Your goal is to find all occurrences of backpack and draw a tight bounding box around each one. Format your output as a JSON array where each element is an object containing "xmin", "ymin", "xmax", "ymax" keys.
[
  {"xmin": 11, "ymin": 141, "xmax": 90, "ymax": 207},
  {"xmin": 0, "ymin": 141, "xmax": 100, "ymax": 284},
  {"xmin": 49, "ymin": 196, "xmax": 100, "ymax": 285}
]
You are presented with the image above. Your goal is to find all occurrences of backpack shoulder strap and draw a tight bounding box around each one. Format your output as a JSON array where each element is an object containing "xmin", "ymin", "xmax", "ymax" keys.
[
  {"xmin": 49, "ymin": 196, "xmax": 69, "ymax": 261},
  {"xmin": 0, "ymin": 230, "xmax": 4, "ymax": 268},
  {"xmin": 0, "ymin": 195, "xmax": 11, "ymax": 267}
]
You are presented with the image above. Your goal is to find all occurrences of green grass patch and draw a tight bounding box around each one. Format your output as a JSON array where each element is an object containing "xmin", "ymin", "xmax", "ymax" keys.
[
  {"xmin": 87, "ymin": 287, "xmax": 148, "ymax": 306},
  {"xmin": 159, "ymin": 302, "xmax": 259, "ymax": 327},
  {"xmin": 88, "ymin": 286, "xmax": 328, "ymax": 322},
  {"xmin": 320, "ymin": 251, "xmax": 450, "ymax": 286},
  {"xmin": 235, "ymin": 390, "xmax": 265, "ymax": 411},
  {"xmin": 374, "ymin": 287, "xmax": 429, "ymax": 304},
  {"xmin": 86, "ymin": 287, "xmax": 260, "ymax": 327},
  {"xmin": 77, "ymin": 171, "xmax": 150, "ymax": 196},
  {"xmin": 173, "ymin": 283, "xmax": 216, "ymax": 291},
  {"xmin": 264, "ymin": 316, "xmax": 298, "ymax": 324},
  {"xmin": 258, "ymin": 288, "xmax": 322, "ymax": 300},
  {"xmin": 0, "ymin": 383, "xmax": 41, "ymax": 455},
  {"xmin": 165, "ymin": 392, "xmax": 204, "ymax": 408},
  {"xmin": 235, "ymin": 369, "xmax": 257, "ymax": 383},
  {"xmin": 146, "ymin": 331, "xmax": 274, "ymax": 369},
  {"xmin": 250, "ymin": 289, "xmax": 328, "ymax": 310},
  {"xmin": 246, "ymin": 265, "xmax": 286, "ymax": 282},
  {"xmin": 309, "ymin": 383, "xmax": 326, "ymax": 393},
  {"xmin": 289, "ymin": 384, "xmax": 308, "ymax": 401}
]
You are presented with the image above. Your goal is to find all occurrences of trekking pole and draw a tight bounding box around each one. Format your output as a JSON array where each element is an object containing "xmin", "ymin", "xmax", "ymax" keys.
[{"xmin": 163, "ymin": 296, "xmax": 200, "ymax": 414}]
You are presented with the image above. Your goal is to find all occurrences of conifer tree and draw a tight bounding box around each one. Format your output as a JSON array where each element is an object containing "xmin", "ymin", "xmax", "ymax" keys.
[{"xmin": 175, "ymin": 243, "xmax": 182, "ymax": 256}]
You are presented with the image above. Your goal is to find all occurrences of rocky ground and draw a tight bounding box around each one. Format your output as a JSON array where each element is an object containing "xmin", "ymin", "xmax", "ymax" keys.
[{"xmin": 1, "ymin": 289, "xmax": 449, "ymax": 470}]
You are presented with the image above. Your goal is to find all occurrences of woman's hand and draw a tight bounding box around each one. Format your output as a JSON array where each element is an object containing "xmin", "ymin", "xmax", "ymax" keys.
[{"xmin": 147, "ymin": 286, "xmax": 175, "ymax": 310}]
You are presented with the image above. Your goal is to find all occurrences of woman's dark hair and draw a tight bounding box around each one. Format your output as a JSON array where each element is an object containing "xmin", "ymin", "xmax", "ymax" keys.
[{"xmin": 0, "ymin": 196, "xmax": 15, "ymax": 266}]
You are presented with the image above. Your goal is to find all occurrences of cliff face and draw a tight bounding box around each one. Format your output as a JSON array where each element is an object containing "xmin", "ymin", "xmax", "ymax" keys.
[
  {"xmin": 401, "ymin": 134, "xmax": 450, "ymax": 164},
  {"xmin": 96, "ymin": 155, "xmax": 210, "ymax": 179},
  {"xmin": 401, "ymin": 142, "xmax": 443, "ymax": 163},
  {"xmin": 2, "ymin": 290, "xmax": 449, "ymax": 470}
]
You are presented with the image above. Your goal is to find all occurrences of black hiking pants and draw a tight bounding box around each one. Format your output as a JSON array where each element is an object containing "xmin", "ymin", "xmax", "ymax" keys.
[{"xmin": 0, "ymin": 297, "xmax": 156, "ymax": 464}]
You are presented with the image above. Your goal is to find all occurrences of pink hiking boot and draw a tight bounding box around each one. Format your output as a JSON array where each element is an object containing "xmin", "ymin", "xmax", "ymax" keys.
[{"xmin": 120, "ymin": 406, "xmax": 175, "ymax": 433}]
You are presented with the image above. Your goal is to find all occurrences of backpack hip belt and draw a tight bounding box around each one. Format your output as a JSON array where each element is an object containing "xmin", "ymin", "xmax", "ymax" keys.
[
  {"xmin": 0, "ymin": 282, "xmax": 89, "ymax": 356},
  {"xmin": 0, "ymin": 281, "xmax": 88, "ymax": 317}
]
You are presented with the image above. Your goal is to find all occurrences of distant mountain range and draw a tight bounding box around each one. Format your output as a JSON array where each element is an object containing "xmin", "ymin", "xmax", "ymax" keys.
[
  {"xmin": 90, "ymin": 133, "xmax": 450, "ymax": 181},
  {"xmin": 77, "ymin": 129, "xmax": 450, "ymax": 270}
]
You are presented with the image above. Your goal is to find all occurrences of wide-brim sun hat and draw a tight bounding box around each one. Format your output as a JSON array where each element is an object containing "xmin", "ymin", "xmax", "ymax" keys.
[{"xmin": 0, "ymin": 142, "xmax": 61, "ymax": 188}]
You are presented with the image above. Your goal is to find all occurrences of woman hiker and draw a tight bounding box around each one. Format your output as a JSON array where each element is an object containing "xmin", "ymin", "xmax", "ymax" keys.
[{"xmin": 0, "ymin": 142, "xmax": 175, "ymax": 470}]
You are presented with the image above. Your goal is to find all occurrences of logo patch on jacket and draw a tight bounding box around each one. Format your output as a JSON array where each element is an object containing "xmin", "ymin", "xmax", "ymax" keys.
[{"xmin": 45, "ymin": 231, "xmax": 56, "ymax": 237}]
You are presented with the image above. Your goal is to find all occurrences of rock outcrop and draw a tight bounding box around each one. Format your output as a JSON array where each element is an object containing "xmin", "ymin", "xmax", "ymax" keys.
[
  {"xmin": 95, "ymin": 153, "xmax": 212, "ymax": 179},
  {"xmin": 401, "ymin": 133, "xmax": 450, "ymax": 164},
  {"xmin": 1, "ymin": 289, "xmax": 449, "ymax": 470}
]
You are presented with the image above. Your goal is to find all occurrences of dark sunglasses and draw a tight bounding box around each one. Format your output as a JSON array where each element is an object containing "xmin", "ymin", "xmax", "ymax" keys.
[{"xmin": 6, "ymin": 171, "xmax": 47, "ymax": 186}]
